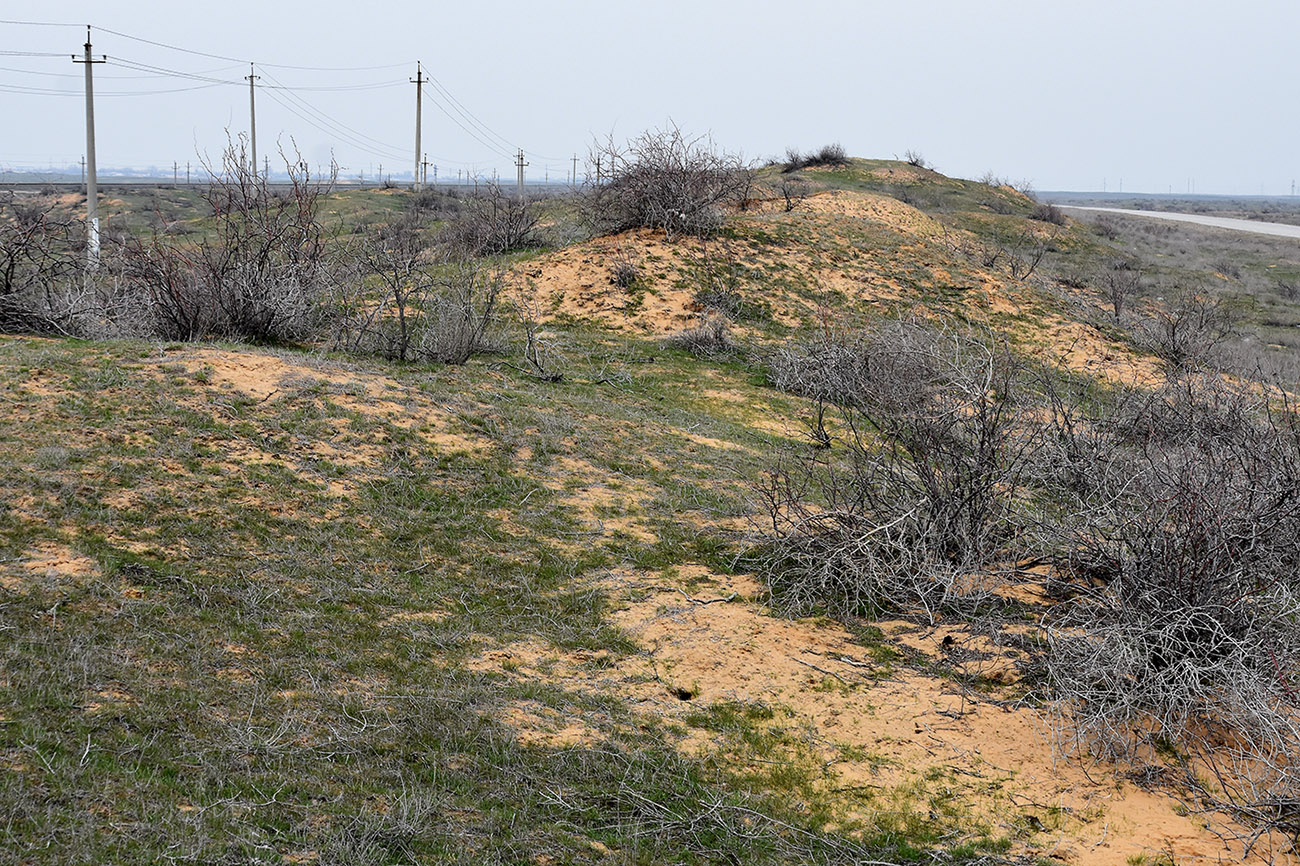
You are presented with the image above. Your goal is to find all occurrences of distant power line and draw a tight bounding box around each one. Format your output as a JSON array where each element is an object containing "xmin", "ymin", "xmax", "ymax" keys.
[{"xmin": 0, "ymin": 18, "xmax": 568, "ymax": 175}]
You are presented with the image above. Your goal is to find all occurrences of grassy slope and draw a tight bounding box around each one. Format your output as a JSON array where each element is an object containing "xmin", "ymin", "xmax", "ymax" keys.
[{"xmin": 4, "ymin": 159, "xmax": 1297, "ymax": 864}]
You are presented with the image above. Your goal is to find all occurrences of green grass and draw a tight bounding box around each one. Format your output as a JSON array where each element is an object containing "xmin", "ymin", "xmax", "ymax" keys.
[{"xmin": 1, "ymin": 328, "xmax": 1004, "ymax": 864}]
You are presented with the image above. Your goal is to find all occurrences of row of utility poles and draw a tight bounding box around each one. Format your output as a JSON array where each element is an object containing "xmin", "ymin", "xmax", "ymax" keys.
[{"xmin": 73, "ymin": 29, "xmax": 584, "ymax": 271}]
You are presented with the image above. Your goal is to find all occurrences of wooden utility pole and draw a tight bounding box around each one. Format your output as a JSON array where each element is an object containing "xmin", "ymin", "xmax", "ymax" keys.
[
  {"xmin": 246, "ymin": 63, "xmax": 260, "ymax": 180},
  {"xmin": 411, "ymin": 62, "xmax": 425, "ymax": 191},
  {"xmin": 73, "ymin": 26, "xmax": 105, "ymax": 271}
]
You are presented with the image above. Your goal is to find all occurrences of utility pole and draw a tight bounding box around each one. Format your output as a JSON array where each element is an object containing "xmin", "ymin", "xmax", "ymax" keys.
[
  {"xmin": 420, "ymin": 153, "xmax": 430, "ymax": 186},
  {"xmin": 595, "ymin": 155, "xmax": 602, "ymax": 184},
  {"xmin": 411, "ymin": 61, "xmax": 425, "ymax": 191},
  {"xmin": 73, "ymin": 26, "xmax": 105, "ymax": 271},
  {"xmin": 173, "ymin": 160, "xmax": 178, "ymax": 184},
  {"xmin": 264, "ymin": 155, "xmax": 269, "ymax": 180},
  {"xmin": 186, "ymin": 161, "xmax": 191, "ymax": 184},
  {"xmin": 80, "ymin": 156, "xmax": 85, "ymax": 189},
  {"xmin": 515, "ymin": 149, "xmax": 528, "ymax": 199},
  {"xmin": 432, "ymin": 164, "xmax": 437, "ymax": 185},
  {"xmin": 571, "ymin": 153, "xmax": 578, "ymax": 188},
  {"xmin": 246, "ymin": 63, "xmax": 259, "ymax": 180}
]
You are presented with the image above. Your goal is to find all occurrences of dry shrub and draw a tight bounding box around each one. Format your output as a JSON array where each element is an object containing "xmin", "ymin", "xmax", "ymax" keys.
[
  {"xmin": 666, "ymin": 313, "xmax": 733, "ymax": 358},
  {"xmin": 117, "ymin": 141, "xmax": 337, "ymax": 342},
  {"xmin": 759, "ymin": 319, "xmax": 1040, "ymax": 618},
  {"xmin": 607, "ymin": 245, "xmax": 641, "ymax": 289},
  {"xmin": 0, "ymin": 193, "xmax": 87, "ymax": 335},
  {"xmin": 1137, "ymin": 292, "xmax": 1235, "ymax": 370},
  {"xmin": 441, "ymin": 181, "xmax": 540, "ymax": 256},
  {"xmin": 1041, "ymin": 373, "xmax": 1300, "ymax": 832},
  {"xmin": 1030, "ymin": 202, "xmax": 1068, "ymax": 226},
  {"xmin": 582, "ymin": 125, "xmax": 752, "ymax": 240},
  {"xmin": 330, "ymin": 247, "xmax": 502, "ymax": 366},
  {"xmin": 781, "ymin": 143, "xmax": 847, "ymax": 173}
]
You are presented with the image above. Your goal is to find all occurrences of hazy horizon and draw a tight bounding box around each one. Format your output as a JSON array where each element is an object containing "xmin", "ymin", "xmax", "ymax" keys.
[{"xmin": 3, "ymin": 1, "xmax": 1297, "ymax": 196}]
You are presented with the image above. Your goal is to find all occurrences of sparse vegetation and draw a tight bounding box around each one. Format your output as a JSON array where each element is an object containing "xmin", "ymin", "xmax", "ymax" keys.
[{"xmin": 7, "ymin": 145, "xmax": 1300, "ymax": 862}]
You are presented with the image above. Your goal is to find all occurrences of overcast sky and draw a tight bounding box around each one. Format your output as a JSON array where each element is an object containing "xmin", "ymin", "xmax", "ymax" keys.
[{"xmin": 1, "ymin": 1, "xmax": 1296, "ymax": 194}]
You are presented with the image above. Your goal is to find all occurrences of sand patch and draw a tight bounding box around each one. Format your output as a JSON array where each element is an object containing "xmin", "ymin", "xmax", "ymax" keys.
[
  {"xmin": 469, "ymin": 564, "xmax": 1292, "ymax": 864},
  {"xmin": 802, "ymin": 190, "xmax": 945, "ymax": 239},
  {"xmin": 501, "ymin": 700, "xmax": 604, "ymax": 747},
  {"xmin": 1, "ymin": 542, "xmax": 99, "ymax": 591}
]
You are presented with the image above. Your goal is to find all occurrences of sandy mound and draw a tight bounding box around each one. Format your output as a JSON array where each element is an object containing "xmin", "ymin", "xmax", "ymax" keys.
[{"xmin": 470, "ymin": 565, "xmax": 1294, "ymax": 865}]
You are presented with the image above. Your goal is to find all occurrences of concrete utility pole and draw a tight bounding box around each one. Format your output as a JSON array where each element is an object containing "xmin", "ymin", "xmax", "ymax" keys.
[
  {"xmin": 411, "ymin": 61, "xmax": 425, "ymax": 191},
  {"xmin": 571, "ymin": 153, "xmax": 578, "ymax": 188},
  {"xmin": 173, "ymin": 161, "xmax": 178, "ymax": 184},
  {"xmin": 515, "ymin": 149, "xmax": 528, "ymax": 199},
  {"xmin": 264, "ymin": 155, "xmax": 269, "ymax": 180},
  {"xmin": 420, "ymin": 153, "xmax": 430, "ymax": 186},
  {"xmin": 186, "ymin": 161, "xmax": 191, "ymax": 184},
  {"xmin": 73, "ymin": 26, "xmax": 105, "ymax": 271},
  {"xmin": 246, "ymin": 63, "xmax": 260, "ymax": 180}
]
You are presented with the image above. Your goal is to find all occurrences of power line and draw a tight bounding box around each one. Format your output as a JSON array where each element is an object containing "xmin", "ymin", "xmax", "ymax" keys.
[
  {"xmin": 421, "ymin": 90, "xmax": 512, "ymax": 160},
  {"xmin": 258, "ymin": 85, "xmax": 409, "ymax": 164},
  {"xmin": 0, "ymin": 81, "xmax": 225, "ymax": 97},
  {"xmin": 0, "ymin": 18, "xmax": 80, "ymax": 27},
  {"xmin": 258, "ymin": 67, "xmax": 408, "ymax": 159},
  {"xmin": 0, "ymin": 62, "xmax": 244, "ymax": 80},
  {"xmin": 95, "ymin": 25, "xmax": 412, "ymax": 72}
]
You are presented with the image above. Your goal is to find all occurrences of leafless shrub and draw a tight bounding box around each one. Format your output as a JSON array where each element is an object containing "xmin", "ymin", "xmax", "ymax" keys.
[
  {"xmin": 904, "ymin": 149, "xmax": 929, "ymax": 169},
  {"xmin": 328, "ymin": 233, "xmax": 431, "ymax": 362},
  {"xmin": 441, "ymin": 181, "xmax": 540, "ymax": 256},
  {"xmin": 582, "ymin": 124, "xmax": 752, "ymax": 240},
  {"xmin": 510, "ymin": 289, "xmax": 564, "ymax": 382},
  {"xmin": 994, "ymin": 228, "xmax": 1049, "ymax": 281},
  {"xmin": 1091, "ymin": 214, "xmax": 1121, "ymax": 241},
  {"xmin": 688, "ymin": 240, "xmax": 746, "ymax": 320},
  {"xmin": 759, "ymin": 319, "xmax": 1041, "ymax": 619},
  {"xmin": 1030, "ymin": 202, "xmax": 1068, "ymax": 226},
  {"xmin": 1099, "ymin": 260, "xmax": 1142, "ymax": 322},
  {"xmin": 117, "ymin": 140, "xmax": 337, "ymax": 342},
  {"xmin": 666, "ymin": 312, "xmax": 733, "ymax": 358},
  {"xmin": 778, "ymin": 177, "xmax": 810, "ymax": 212},
  {"xmin": 781, "ymin": 143, "xmax": 848, "ymax": 173},
  {"xmin": 0, "ymin": 193, "xmax": 87, "ymax": 334},
  {"xmin": 1040, "ymin": 374, "xmax": 1300, "ymax": 830},
  {"xmin": 1137, "ymin": 292, "xmax": 1235, "ymax": 370},
  {"xmin": 607, "ymin": 245, "xmax": 641, "ymax": 289},
  {"xmin": 412, "ymin": 259, "xmax": 504, "ymax": 364}
]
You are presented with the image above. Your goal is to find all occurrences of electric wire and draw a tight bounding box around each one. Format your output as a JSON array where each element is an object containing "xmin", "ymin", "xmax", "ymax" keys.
[
  {"xmin": 258, "ymin": 85, "xmax": 410, "ymax": 164},
  {"xmin": 257, "ymin": 67, "xmax": 409, "ymax": 161},
  {"xmin": 0, "ymin": 18, "xmax": 80, "ymax": 27},
  {"xmin": 95, "ymin": 25, "xmax": 411, "ymax": 71},
  {"xmin": 0, "ymin": 23, "xmax": 558, "ymax": 173},
  {"xmin": 420, "ymin": 89, "xmax": 512, "ymax": 160},
  {"xmin": 425, "ymin": 74, "xmax": 570, "ymax": 162}
]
